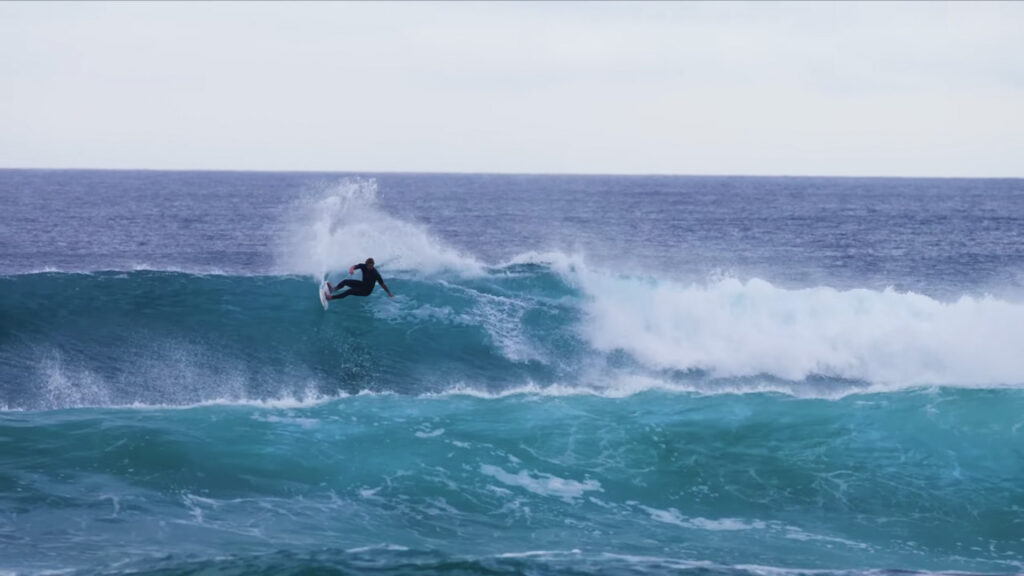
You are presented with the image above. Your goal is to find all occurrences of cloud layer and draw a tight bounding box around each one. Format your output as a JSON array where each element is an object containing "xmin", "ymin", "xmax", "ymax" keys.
[{"xmin": 2, "ymin": 2, "xmax": 1022, "ymax": 176}]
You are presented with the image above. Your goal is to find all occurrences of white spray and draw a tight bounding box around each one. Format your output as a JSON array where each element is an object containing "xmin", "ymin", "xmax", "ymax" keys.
[{"xmin": 275, "ymin": 178, "xmax": 482, "ymax": 279}]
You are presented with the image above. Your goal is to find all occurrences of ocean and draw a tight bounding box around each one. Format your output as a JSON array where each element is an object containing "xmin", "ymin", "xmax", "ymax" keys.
[{"xmin": 1, "ymin": 169, "xmax": 1022, "ymax": 575}]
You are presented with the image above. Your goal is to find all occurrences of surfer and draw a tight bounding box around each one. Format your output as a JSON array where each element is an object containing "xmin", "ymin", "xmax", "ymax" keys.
[{"xmin": 325, "ymin": 258, "xmax": 394, "ymax": 300}]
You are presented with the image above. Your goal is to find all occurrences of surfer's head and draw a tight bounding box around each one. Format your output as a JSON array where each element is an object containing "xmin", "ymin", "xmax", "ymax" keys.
[{"xmin": 365, "ymin": 258, "xmax": 375, "ymax": 269}]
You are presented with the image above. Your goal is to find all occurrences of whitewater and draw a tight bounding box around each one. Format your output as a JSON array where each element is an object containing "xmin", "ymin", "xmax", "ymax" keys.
[{"xmin": 1, "ymin": 170, "xmax": 1023, "ymax": 575}]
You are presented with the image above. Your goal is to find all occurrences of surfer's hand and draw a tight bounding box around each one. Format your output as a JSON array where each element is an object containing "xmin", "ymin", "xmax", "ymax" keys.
[{"xmin": 349, "ymin": 266, "xmax": 356, "ymax": 274}]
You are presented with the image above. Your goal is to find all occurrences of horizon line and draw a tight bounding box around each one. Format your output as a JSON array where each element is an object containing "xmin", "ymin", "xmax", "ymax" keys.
[{"xmin": 1, "ymin": 165, "xmax": 1021, "ymax": 181}]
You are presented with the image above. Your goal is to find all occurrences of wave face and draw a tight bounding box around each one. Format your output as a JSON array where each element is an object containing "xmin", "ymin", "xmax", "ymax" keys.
[
  {"xmin": 3, "ymin": 170, "xmax": 1024, "ymax": 575},
  {"xmin": 0, "ymin": 266, "xmax": 580, "ymax": 409},
  {"xmin": 3, "ymin": 266, "xmax": 1024, "ymax": 410}
]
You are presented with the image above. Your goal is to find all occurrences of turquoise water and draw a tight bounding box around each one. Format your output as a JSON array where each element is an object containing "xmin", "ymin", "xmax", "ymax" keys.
[
  {"xmin": 4, "ymin": 389, "xmax": 1022, "ymax": 574},
  {"xmin": 2, "ymin": 171, "xmax": 1024, "ymax": 575}
]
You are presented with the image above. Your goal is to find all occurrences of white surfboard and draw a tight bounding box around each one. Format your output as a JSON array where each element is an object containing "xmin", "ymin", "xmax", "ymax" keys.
[{"xmin": 319, "ymin": 280, "xmax": 329, "ymax": 310}]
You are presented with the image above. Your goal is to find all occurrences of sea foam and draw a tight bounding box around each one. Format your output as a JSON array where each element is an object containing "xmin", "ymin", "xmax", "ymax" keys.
[{"xmin": 572, "ymin": 267, "xmax": 1024, "ymax": 387}]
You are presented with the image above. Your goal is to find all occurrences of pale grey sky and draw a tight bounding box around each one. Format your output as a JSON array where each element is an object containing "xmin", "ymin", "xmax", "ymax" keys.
[{"xmin": 2, "ymin": 1, "xmax": 1022, "ymax": 177}]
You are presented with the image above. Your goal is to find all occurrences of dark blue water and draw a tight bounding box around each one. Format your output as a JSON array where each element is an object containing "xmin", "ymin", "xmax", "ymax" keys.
[{"xmin": 2, "ymin": 169, "xmax": 1023, "ymax": 575}]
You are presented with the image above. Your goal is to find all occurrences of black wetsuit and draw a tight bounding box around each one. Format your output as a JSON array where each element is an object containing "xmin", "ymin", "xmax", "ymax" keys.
[{"xmin": 332, "ymin": 264, "xmax": 387, "ymax": 299}]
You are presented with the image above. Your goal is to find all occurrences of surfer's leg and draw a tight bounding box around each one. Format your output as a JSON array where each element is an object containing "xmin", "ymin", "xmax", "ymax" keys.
[
  {"xmin": 329, "ymin": 279, "xmax": 362, "ymax": 294},
  {"xmin": 328, "ymin": 283, "xmax": 373, "ymax": 300}
]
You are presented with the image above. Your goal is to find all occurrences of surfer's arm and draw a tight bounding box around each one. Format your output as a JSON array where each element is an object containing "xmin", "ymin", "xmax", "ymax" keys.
[
  {"xmin": 378, "ymin": 278, "xmax": 394, "ymax": 298},
  {"xmin": 350, "ymin": 264, "xmax": 362, "ymax": 275}
]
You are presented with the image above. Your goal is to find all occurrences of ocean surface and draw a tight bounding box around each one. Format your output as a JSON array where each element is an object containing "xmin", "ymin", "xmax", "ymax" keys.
[{"xmin": 1, "ymin": 169, "xmax": 1023, "ymax": 576}]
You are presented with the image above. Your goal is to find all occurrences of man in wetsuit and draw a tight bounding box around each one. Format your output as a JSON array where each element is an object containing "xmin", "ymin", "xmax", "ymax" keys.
[{"xmin": 325, "ymin": 257, "xmax": 394, "ymax": 301}]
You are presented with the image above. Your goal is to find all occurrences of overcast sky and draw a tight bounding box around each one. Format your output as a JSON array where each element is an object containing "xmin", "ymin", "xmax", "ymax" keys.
[{"xmin": 2, "ymin": 2, "xmax": 1022, "ymax": 177}]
